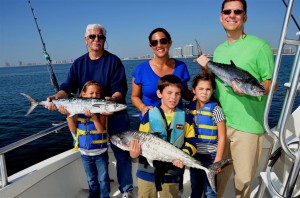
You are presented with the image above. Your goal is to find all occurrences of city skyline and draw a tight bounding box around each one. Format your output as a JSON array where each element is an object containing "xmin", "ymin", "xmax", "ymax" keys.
[{"xmin": 2, "ymin": 45, "xmax": 295, "ymax": 67}]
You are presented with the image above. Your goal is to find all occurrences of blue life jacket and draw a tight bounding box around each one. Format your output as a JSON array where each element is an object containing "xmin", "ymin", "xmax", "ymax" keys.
[
  {"xmin": 137, "ymin": 106, "xmax": 185, "ymax": 183},
  {"xmin": 189, "ymin": 101, "xmax": 218, "ymax": 144},
  {"xmin": 149, "ymin": 106, "xmax": 185, "ymax": 148},
  {"xmin": 74, "ymin": 114, "xmax": 108, "ymax": 150}
]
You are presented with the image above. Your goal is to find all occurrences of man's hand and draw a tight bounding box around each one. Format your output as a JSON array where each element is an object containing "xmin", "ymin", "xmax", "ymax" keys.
[{"xmin": 45, "ymin": 95, "xmax": 58, "ymax": 111}]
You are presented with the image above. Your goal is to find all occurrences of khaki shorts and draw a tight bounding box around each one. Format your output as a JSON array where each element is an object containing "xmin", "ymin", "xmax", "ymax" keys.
[{"xmin": 137, "ymin": 178, "xmax": 180, "ymax": 198}]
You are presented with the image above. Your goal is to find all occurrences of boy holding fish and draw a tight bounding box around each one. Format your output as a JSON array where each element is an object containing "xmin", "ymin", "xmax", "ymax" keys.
[{"xmin": 129, "ymin": 74, "xmax": 197, "ymax": 198}]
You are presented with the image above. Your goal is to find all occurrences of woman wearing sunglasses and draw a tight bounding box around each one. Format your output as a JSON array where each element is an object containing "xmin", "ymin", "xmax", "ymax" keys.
[
  {"xmin": 131, "ymin": 27, "xmax": 193, "ymax": 119},
  {"xmin": 131, "ymin": 27, "xmax": 194, "ymax": 198}
]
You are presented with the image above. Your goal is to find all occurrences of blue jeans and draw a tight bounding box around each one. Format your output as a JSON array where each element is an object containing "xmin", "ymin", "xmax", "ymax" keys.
[
  {"xmin": 108, "ymin": 110, "xmax": 134, "ymax": 193},
  {"xmin": 190, "ymin": 153, "xmax": 217, "ymax": 198},
  {"xmin": 81, "ymin": 152, "xmax": 110, "ymax": 198}
]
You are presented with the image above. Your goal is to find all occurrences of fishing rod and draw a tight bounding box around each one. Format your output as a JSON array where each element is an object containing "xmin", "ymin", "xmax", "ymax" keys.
[
  {"xmin": 281, "ymin": 0, "xmax": 300, "ymax": 31},
  {"xmin": 27, "ymin": 0, "xmax": 60, "ymax": 92}
]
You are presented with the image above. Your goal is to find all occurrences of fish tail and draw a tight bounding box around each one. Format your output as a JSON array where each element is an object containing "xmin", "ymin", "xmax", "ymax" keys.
[
  {"xmin": 206, "ymin": 168, "xmax": 217, "ymax": 193},
  {"xmin": 205, "ymin": 159, "xmax": 233, "ymax": 194},
  {"xmin": 20, "ymin": 93, "xmax": 39, "ymax": 116}
]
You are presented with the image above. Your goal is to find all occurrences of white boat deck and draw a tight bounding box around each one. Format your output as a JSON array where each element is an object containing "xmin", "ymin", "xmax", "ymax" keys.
[
  {"xmin": 0, "ymin": 143, "xmax": 274, "ymax": 198},
  {"xmin": 0, "ymin": 104, "xmax": 299, "ymax": 198}
]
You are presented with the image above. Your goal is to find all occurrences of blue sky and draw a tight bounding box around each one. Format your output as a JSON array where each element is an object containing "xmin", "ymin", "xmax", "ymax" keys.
[{"xmin": 0, "ymin": 0, "xmax": 299, "ymax": 66}]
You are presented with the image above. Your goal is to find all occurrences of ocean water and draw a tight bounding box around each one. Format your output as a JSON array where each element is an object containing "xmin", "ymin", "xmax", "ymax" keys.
[{"xmin": 0, "ymin": 56, "xmax": 299, "ymax": 176}]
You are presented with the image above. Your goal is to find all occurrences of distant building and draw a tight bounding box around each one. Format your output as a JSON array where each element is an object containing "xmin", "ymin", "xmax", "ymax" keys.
[
  {"xmin": 283, "ymin": 47, "xmax": 293, "ymax": 54},
  {"xmin": 173, "ymin": 47, "xmax": 183, "ymax": 58},
  {"xmin": 272, "ymin": 47, "xmax": 293, "ymax": 55},
  {"xmin": 183, "ymin": 45, "xmax": 194, "ymax": 57}
]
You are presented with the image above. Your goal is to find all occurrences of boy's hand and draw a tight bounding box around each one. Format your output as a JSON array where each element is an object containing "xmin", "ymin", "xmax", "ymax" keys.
[
  {"xmin": 129, "ymin": 139, "xmax": 141, "ymax": 158},
  {"xmin": 173, "ymin": 160, "xmax": 184, "ymax": 168}
]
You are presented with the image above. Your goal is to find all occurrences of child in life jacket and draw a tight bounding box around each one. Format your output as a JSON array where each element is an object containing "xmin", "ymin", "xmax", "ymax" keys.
[
  {"xmin": 60, "ymin": 80, "xmax": 110, "ymax": 198},
  {"xmin": 188, "ymin": 73, "xmax": 226, "ymax": 198},
  {"xmin": 130, "ymin": 74, "xmax": 197, "ymax": 198}
]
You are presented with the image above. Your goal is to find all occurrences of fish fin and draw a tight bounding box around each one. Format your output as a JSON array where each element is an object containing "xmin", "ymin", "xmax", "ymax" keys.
[
  {"xmin": 230, "ymin": 60, "xmax": 237, "ymax": 67},
  {"xmin": 20, "ymin": 93, "xmax": 39, "ymax": 116},
  {"xmin": 206, "ymin": 159, "xmax": 233, "ymax": 193},
  {"xmin": 147, "ymin": 159, "xmax": 154, "ymax": 167}
]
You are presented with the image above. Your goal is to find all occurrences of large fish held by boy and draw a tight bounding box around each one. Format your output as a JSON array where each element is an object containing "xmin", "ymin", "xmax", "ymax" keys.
[
  {"xmin": 21, "ymin": 93, "xmax": 127, "ymax": 117},
  {"xmin": 110, "ymin": 130, "xmax": 232, "ymax": 193}
]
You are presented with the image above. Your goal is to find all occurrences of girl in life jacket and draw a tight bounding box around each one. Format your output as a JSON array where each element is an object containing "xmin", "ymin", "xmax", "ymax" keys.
[
  {"xmin": 59, "ymin": 80, "xmax": 110, "ymax": 198},
  {"xmin": 188, "ymin": 73, "xmax": 226, "ymax": 198}
]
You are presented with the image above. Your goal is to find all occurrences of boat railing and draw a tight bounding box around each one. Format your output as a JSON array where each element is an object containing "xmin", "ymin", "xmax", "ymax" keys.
[
  {"xmin": 258, "ymin": 0, "xmax": 300, "ymax": 197},
  {"xmin": 0, "ymin": 121, "xmax": 68, "ymax": 188}
]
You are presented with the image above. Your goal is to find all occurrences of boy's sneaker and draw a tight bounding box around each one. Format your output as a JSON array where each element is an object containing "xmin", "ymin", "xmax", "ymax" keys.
[{"xmin": 122, "ymin": 192, "xmax": 134, "ymax": 198}]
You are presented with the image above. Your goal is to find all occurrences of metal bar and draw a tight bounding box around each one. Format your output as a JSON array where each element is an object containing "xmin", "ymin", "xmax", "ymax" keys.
[
  {"xmin": 259, "ymin": 0, "xmax": 297, "ymax": 196},
  {"xmin": 285, "ymin": 38, "xmax": 300, "ymax": 46},
  {"xmin": 0, "ymin": 122, "xmax": 67, "ymax": 155},
  {"xmin": 279, "ymin": 47, "xmax": 300, "ymax": 160},
  {"xmin": 0, "ymin": 121, "xmax": 67, "ymax": 188},
  {"xmin": 0, "ymin": 155, "xmax": 8, "ymax": 188},
  {"xmin": 283, "ymin": 144, "xmax": 300, "ymax": 197}
]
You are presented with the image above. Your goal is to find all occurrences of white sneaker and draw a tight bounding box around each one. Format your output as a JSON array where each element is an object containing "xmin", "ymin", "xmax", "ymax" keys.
[{"xmin": 122, "ymin": 192, "xmax": 134, "ymax": 198}]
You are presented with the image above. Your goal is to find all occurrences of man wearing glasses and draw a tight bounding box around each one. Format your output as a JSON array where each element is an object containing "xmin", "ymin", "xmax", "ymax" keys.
[
  {"xmin": 197, "ymin": 0, "xmax": 275, "ymax": 197},
  {"xmin": 45, "ymin": 24, "xmax": 134, "ymax": 198}
]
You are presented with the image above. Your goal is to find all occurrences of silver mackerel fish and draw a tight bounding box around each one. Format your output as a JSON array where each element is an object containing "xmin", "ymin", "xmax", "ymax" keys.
[
  {"xmin": 195, "ymin": 39, "xmax": 265, "ymax": 96},
  {"xmin": 21, "ymin": 93, "xmax": 127, "ymax": 117},
  {"xmin": 110, "ymin": 131, "xmax": 232, "ymax": 193},
  {"xmin": 206, "ymin": 60, "xmax": 265, "ymax": 96}
]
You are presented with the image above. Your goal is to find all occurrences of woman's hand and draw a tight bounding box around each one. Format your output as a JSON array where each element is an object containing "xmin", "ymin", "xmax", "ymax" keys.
[{"xmin": 141, "ymin": 106, "xmax": 153, "ymax": 116}]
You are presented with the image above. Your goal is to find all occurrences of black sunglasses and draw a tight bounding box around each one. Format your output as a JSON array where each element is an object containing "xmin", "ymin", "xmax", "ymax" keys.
[
  {"xmin": 222, "ymin": 9, "xmax": 244, "ymax": 15},
  {"xmin": 150, "ymin": 38, "xmax": 169, "ymax": 47},
  {"xmin": 88, "ymin": 34, "xmax": 106, "ymax": 40}
]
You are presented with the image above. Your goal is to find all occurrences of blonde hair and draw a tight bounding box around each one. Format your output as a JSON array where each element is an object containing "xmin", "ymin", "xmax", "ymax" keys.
[{"xmin": 80, "ymin": 80, "xmax": 104, "ymax": 98}]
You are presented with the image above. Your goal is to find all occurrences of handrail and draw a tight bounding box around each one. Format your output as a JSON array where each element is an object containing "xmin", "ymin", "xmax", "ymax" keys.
[
  {"xmin": 259, "ymin": 0, "xmax": 300, "ymax": 196},
  {"xmin": 279, "ymin": 44, "xmax": 300, "ymax": 160},
  {"xmin": 263, "ymin": 0, "xmax": 293, "ymax": 138},
  {"xmin": 0, "ymin": 121, "xmax": 68, "ymax": 188}
]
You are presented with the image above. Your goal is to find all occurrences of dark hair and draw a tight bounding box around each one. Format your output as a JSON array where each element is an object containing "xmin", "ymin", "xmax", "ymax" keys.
[
  {"xmin": 221, "ymin": 0, "xmax": 247, "ymax": 14},
  {"xmin": 192, "ymin": 73, "xmax": 221, "ymax": 104},
  {"xmin": 192, "ymin": 73, "xmax": 216, "ymax": 90},
  {"xmin": 148, "ymin": 27, "xmax": 172, "ymax": 43},
  {"xmin": 158, "ymin": 75, "xmax": 182, "ymax": 93}
]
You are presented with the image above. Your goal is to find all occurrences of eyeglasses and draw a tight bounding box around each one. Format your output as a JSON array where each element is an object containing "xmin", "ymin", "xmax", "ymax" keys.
[
  {"xmin": 88, "ymin": 34, "xmax": 106, "ymax": 40},
  {"xmin": 150, "ymin": 38, "xmax": 169, "ymax": 47},
  {"xmin": 222, "ymin": 9, "xmax": 244, "ymax": 15}
]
